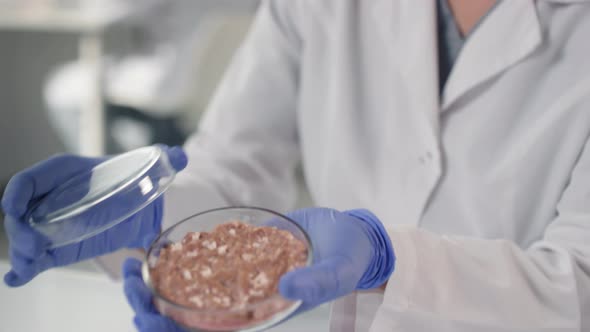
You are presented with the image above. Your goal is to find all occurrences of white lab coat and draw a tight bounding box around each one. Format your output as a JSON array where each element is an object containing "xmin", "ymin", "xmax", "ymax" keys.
[{"xmin": 162, "ymin": 0, "xmax": 590, "ymax": 331}]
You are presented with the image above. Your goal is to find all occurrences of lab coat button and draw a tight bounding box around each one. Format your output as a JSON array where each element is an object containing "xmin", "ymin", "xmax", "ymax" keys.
[{"xmin": 419, "ymin": 152, "xmax": 433, "ymax": 165}]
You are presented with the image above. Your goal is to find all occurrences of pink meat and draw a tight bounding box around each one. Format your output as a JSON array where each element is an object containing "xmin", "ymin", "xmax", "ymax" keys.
[{"xmin": 150, "ymin": 221, "xmax": 308, "ymax": 330}]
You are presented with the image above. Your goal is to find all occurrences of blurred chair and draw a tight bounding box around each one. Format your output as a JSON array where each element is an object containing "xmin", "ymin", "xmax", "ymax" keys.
[{"xmin": 43, "ymin": 1, "xmax": 257, "ymax": 154}]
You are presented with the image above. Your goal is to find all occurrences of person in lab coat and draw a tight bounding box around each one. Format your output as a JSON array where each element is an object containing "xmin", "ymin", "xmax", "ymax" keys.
[{"xmin": 3, "ymin": 0, "xmax": 590, "ymax": 331}]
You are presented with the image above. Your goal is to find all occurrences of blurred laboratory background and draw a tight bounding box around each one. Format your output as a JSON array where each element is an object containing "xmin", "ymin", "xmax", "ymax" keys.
[{"xmin": 0, "ymin": 0, "xmax": 322, "ymax": 331}]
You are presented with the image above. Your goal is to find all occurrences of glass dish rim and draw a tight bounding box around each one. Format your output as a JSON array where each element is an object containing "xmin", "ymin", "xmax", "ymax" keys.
[
  {"xmin": 27, "ymin": 145, "xmax": 163, "ymax": 226},
  {"xmin": 27, "ymin": 145, "xmax": 176, "ymax": 248},
  {"xmin": 142, "ymin": 206, "xmax": 314, "ymax": 315}
]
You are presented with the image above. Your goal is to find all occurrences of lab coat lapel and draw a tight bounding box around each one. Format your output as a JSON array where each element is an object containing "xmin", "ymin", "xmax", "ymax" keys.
[
  {"xmin": 372, "ymin": 0, "xmax": 440, "ymax": 144},
  {"xmin": 372, "ymin": 0, "xmax": 442, "ymax": 227},
  {"xmin": 371, "ymin": 0, "xmax": 398, "ymax": 61},
  {"xmin": 442, "ymin": 0, "xmax": 542, "ymax": 110}
]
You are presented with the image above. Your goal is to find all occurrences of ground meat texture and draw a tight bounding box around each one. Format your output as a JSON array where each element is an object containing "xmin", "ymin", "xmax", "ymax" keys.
[{"xmin": 150, "ymin": 221, "xmax": 308, "ymax": 329}]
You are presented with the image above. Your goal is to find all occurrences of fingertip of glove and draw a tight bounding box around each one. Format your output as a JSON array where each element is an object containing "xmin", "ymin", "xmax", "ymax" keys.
[
  {"xmin": 133, "ymin": 316, "xmax": 142, "ymax": 330},
  {"xmin": 122, "ymin": 258, "xmax": 143, "ymax": 278},
  {"xmin": 278, "ymin": 282, "xmax": 298, "ymax": 301},
  {"xmin": 6, "ymin": 228, "xmax": 49, "ymax": 259},
  {"xmin": 164, "ymin": 146, "xmax": 188, "ymax": 172},
  {"xmin": 124, "ymin": 278, "xmax": 152, "ymax": 314},
  {"xmin": 123, "ymin": 268, "xmax": 156, "ymax": 315},
  {"xmin": 1, "ymin": 175, "xmax": 34, "ymax": 218},
  {"xmin": 4, "ymin": 270, "xmax": 27, "ymax": 287},
  {"xmin": 3, "ymin": 271, "xmax": 16, "ymax": 286},
  {"xmin": 141, "ymin": 234, "xmax": 157, "ymax": 251},
  {"xmin": 279, "ymin": 270, "xmax": 315, "ymax": 301},
  {"xmin": 134, "ymin": 315, "xmax": 156, "ymax": 332}
]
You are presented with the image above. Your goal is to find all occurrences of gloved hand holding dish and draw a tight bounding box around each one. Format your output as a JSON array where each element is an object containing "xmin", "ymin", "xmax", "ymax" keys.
[{"xmin": 143, "ymin": 207, "xmax": 313, "ymax": 332}]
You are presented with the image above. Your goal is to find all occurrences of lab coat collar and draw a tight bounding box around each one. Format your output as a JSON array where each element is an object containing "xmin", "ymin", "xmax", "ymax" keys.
[{"xmin": 441, "ymin": 0, "xmax": 542, "ymax": 110}]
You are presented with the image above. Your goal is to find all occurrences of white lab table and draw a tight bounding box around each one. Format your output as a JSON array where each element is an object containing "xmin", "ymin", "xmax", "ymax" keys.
[
  {"xmin": 0, "ymin": 0, "xmax": 161, "ymax": 156},
  {"xmin": 0, "ymin": 261, "xmax": 329, "ymax": 332},
  {"xmin": 0, "ymin": 261, "xmax": 136, "ymax": 331}
]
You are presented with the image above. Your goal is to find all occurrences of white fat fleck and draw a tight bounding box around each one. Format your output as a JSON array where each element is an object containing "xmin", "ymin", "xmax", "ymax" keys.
[
  {"xmin": 182, "ymin": 270, "xmax": 192, "ymax": 280},
  {"xmin": 261, "ymin": 237, "xmax": 269, "ymax": 243},
  {"xmin": 228, "ymin": 229, "xmax": 236, "ymax": 236},
  {"xmin": 252, "ymin": 242, "xmax": 261, "ymax": 248},
  {"xmin": 185, "ymin": 284, "xmax": 198, "ymax": 292},
  {"xmin": 186, "ymin": 250, "xmax": 198, "ymax": 258},
  {"xmin": 221, "ymin": 296, "xmax": 231, "ymax": 307},
  {"xmin": 189, "ymin": 296, "xmax": 204, "ymax": 307},
  {"xmin": 200, "ymin": 266, "xmax": 213, "ymax": 278},
  {"xmin": 170, "ymin": 242, "xmax": 183, "ymax": 252},
  {"xmin": 217, "ymin": 245, "xmax": 228, "ymax": 255},
  {"xmin": 251, "ymin": 272, "xmax": 270, "ymax": 288},
  {"xmin": 189, "ymin": 232, "xmax": 201, "ymax": 242},
  {"xmin": 241, "ymin": 253, "xmax": 254, "ymax": 262},
  {"xmin": 202, "ymin": 240, "xmax": 217, "ymax": 250},
  {"xmin": 236, "ymin": 297, "xmax": 249, "ymax": 309},
  {"xmin": 249, "ymin": 289, "xmax": 264, "ymax": 297},
  {"xmin": 212, "ymin": 296, "xmax": 231, "ymax": 307}
]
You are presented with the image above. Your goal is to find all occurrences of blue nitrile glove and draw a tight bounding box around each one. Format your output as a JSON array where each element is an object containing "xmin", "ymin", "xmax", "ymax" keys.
[
  {"xmin": 279, "ymin": 208, "xmax": 395, "ymax": 313},
  {"xmin": 2, "ymin": 146, "xmax": 187, "ymax": 287},
  {"xmin": 123, "ymin": 258, "xmax": 188, "ymax": 332}
]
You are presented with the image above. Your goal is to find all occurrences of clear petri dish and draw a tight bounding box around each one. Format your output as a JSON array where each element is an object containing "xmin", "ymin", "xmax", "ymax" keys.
[
  {"xmin": 143, "ymin": 207, "xmax": 314, "ymax": 332},
  {"xmin": 27, "ymin": 145, "xmax": 177, "ymax": 248}
]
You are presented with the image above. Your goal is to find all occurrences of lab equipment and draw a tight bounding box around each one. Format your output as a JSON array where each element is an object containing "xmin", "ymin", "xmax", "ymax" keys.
[
  {"xmin": 142, "ymin": 207, "xmax": 313, "ymax": 332},
  {"xmin": 2, "ymin": 145, "xmax": 187, "ymax": 287}
]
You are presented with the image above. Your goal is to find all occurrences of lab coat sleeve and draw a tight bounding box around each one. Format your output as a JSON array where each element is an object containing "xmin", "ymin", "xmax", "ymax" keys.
[
  {"xmin": 374, "ymin": 139, "xmax": 590, "ymax": 331},
  {"xmin": 161, "ymin": 0, "xmax": 303, "ymax": 228}
]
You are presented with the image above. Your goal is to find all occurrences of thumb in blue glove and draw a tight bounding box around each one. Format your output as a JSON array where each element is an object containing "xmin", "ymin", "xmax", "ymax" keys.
[
  {"xmin": 123, "ymin": 258, "xmax": 188, "ymax": 332},
  {"xmin": 2, "ymin": 145, "xmax": 188, "ymax": 287},
  {"xmin": 278, "ymin": 208, "xmax": 395, "ymax": 313}
]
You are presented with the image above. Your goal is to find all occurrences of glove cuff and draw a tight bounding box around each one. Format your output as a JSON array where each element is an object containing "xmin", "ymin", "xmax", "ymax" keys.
[{"xmin": 345, "ymin": 209, "xmax": 396, "ymax": 290}]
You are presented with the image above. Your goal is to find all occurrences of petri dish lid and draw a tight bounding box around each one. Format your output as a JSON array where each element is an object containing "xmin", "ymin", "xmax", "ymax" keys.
[{"xmin": 28, "ymin": 146, "xmax": 177, "ymax": 248}]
